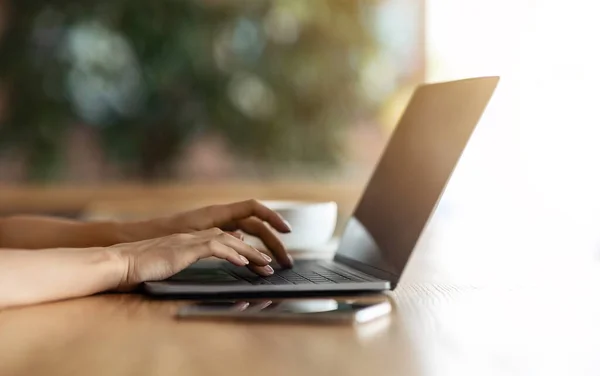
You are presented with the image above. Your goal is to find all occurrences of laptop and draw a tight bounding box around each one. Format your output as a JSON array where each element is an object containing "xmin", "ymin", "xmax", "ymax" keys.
[{"xmin": 143, "ymin": 76, "xmax": 499, "ymax": 298}]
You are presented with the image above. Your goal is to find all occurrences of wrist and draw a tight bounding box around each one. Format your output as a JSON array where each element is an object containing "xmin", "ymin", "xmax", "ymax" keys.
[
  {"xmin": 62, "ymin": 246, "xmax": 128, "ymax": 293},
  {"xmin": 99, "ymin": 246, "xmax": 129, "ymax": 291},
  {"xmin": 102, "ymin": 244, "xmax": 131, "ymax": 291}
]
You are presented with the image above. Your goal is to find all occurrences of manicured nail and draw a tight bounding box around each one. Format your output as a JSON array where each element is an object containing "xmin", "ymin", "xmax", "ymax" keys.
[
  {"xmin": 264, "ymin": 265, "xmax": 274, "ymax": 275},
  {"xmin": 283, "ymin": 220, "xmax": 293, "ymax": 232},
  {"xmin": 287, "ymin": 254, "xmax": 294, "ymax": 266},
  {"xmin": 239, "ymin": 255, "xmax": 250, "ymax": 265},
  {"xmin": 261, "ymin": 253, "xmax": 272, "ymax": 263}
]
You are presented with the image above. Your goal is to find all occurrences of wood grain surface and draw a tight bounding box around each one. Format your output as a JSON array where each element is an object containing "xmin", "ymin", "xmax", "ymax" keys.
[
  {"xmin": 0, "ymin": 182, "xmax": 364, "ymax": 217},
  {"xmin": 1, "ymin": 226, "xmax": 599, "ymax": 376},
  {"xmin": 1, "ymin": 279, "xmax": 599, "ymax": 376},
  {"xmin": 1, "ymin": 184, "xmax": 600, "ymax": 376}
]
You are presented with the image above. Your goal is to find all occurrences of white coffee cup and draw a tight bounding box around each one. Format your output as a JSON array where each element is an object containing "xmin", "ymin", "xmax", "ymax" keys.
[{"xmin": 246, "ymin": 200, "xmax": 338, "ymax": 251}]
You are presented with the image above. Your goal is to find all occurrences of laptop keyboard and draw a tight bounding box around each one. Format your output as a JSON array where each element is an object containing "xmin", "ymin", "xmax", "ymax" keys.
[{"xmin": 228, "ymin": 264, "xmax": 368, "ymax": 285}]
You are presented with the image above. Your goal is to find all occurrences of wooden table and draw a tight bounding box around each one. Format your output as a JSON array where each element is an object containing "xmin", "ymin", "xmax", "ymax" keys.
[
  {"xmin": 1, "ymin": 204, "xmax": 600, "ymax": 376},
  {"xmin": 1, "ymin": 277, "xmax": 599, "ymax": 376},
  {"xmin": 0, "ymin": 182, "xmax": 365, "ymax": 218}
]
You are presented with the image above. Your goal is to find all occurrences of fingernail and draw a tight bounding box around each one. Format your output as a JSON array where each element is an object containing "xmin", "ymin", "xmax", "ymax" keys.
[
  {"xmin": 239, "ymin": 255, "xmax": 250, "ymax": 265},
  {"xmin": 287, "ymin": 254, "xmax": 294, "ymax": 265},
  {"xmin": 264, "ymin": 265, "xmax": 274, "ymax": 275},
  {"xmin": 261, "ymin": 253, "xmax": 272, "ymax": 263},
  {"xmin": 283, "ymin": 219, "xmax": 293, "ymax": 232}
]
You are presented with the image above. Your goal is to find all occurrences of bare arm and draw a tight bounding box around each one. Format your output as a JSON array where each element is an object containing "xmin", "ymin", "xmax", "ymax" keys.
[
  {"xmin": 0, "ymin": 200, "xmax": 293, "ymax": 267},
  {"xmin": 0, "ymin": 215, "xmax": 164, "ymax": 249},
  {"xmin": 0, "ymin": 228, "xmax": 275, "ymax": 309},
  {"xmin": 0, "ymin": 247, "xmax": 123, "ymax": 309}
]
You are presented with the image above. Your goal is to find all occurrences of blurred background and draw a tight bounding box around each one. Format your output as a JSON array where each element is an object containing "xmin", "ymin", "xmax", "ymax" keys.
[
  {"xmin": 1, "ymin": 0, "xmax": 600, "ymax": 280},
  {"xmin": 0, "ymin": 0, "xmax": 422, "ymax": 184},
  {"xmin": 0, "ymin": 0, "xmax": 423, "ymax": 222}
]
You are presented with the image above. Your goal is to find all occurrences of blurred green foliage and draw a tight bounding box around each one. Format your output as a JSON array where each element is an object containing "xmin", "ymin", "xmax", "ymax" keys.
[{"xmin": 0, "ymin": 0, "xmax": 382, "ymax": 181}]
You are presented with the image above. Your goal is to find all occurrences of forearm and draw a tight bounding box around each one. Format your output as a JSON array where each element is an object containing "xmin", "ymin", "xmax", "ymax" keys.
[
  {"xmin": 0, "ymin": 215, "xmax": 172, "ymax": 249},
  {"xmin": 0, "ymin": 247, "xmax": 124, "ymax": 309}
]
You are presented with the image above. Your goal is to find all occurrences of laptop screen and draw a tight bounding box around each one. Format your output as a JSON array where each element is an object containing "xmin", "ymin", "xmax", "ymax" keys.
[{"xmin": 335, "ymin": 77, "xmax": 499, "ymax": 284}]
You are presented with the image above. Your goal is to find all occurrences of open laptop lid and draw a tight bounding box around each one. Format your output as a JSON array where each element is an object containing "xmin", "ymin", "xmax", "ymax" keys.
[{"xmin": 334, "ymin": 76, "xmax": 500, "ymax": 288}]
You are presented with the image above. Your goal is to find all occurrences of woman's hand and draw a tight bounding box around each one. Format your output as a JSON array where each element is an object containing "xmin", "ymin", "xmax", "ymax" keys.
[
  {"xmin": 0, "ymin": 199, "xmax": 293, "ymax": 267},
  {"xmin": 134, "ymin": 199, "xmax": 294, "ymax": 268},
  {"xmin": 114, "ymin": 227, "xmax": 276, "ymax": 291},
  {"xmin": 0, "ymin": 227, "xmax": 276, "ymax": 308}
]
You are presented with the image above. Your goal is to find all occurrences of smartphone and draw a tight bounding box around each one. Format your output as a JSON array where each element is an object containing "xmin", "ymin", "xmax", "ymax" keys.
[{"xmin": 176, "ymin": 298, "xmax": 392, "ymax": 324}]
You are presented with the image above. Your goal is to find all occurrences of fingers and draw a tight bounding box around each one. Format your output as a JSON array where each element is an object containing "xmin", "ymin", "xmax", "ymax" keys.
[
  {"xmin": 204, "ymin": 239, "xmax": 250, "ymax": 267},
  {"xmin": 237, "ymin": 217, "xmax": 293, "ymax": 268},
  {"xmin": 173, "ymin": 229, "xmax": 277, "ymax": 277},
  {"xmin": 225, "ymin": 231, "xmax": 244, "ymax": 240},
  {"xmin": 118, "ymin": 229, "xmax": 278, "ymax": 289},
  {"xmin": 247, "ymin": 264, "xmax": 275, "ymax": 277},
  {"xmin": 211, "ymin": 199, "xmax": 292, "ymax": 234},
  {"xmin": 208, "ymin": 233, "xmax": 276, "ymax": 277},
  {"xmin": 217, "ymin": 232, "xmax": 272, "ymax": 267}
]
